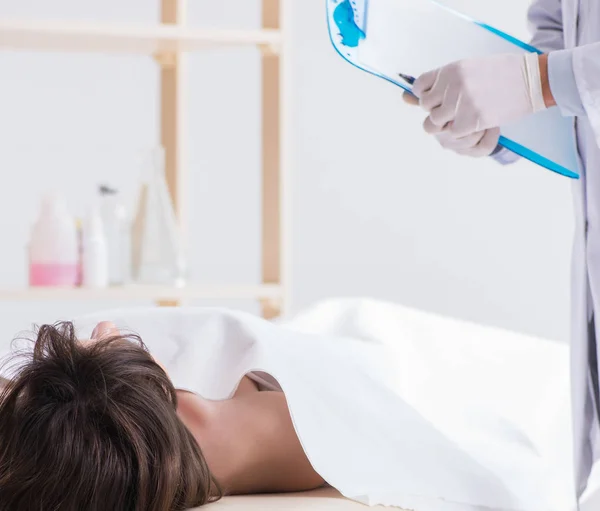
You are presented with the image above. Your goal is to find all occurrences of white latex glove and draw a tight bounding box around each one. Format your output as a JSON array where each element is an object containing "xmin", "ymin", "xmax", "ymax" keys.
[
  {"xmin": 403, "ymin": 90, "xmax": 500, "ymax": 157},
  {"xmin": 413, "ymin": 52, "xmax": 547, "ymax": 137},
  {"xmin": 424, "ymin": 117, "xmax": 501, "ymax": 157}
]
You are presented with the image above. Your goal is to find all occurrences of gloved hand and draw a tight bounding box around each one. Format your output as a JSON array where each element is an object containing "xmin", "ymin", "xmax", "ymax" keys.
[
  {"xmin": 403, "ymin": 91, "xmax": 501, "ymax": 157},
  {"xmin": 411, "ymin": 52, "xmax": 546, "ymax": 137},
  {"xmin": 423, "ymin": 118, "xmax": 501, "ymax": 157}
]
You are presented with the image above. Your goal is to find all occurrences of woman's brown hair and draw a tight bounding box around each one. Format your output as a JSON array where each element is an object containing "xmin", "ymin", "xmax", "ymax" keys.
[{"xmin": 0, "ymin": 322, "xmax": 221, "ymax": 511}]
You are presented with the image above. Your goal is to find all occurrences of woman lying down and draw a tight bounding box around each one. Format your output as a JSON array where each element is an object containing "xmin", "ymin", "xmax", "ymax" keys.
[
  {"xmin": 0, "ymin": 321, "xmax": 323, "ymax": 510},
  {"xmin": 0, "ymin": 300, "xmax": 577, "ymax": 511}
]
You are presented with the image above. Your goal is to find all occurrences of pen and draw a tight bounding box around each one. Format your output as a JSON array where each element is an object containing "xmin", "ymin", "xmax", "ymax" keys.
[
  {"xmin": 398, "ymin": 73, "xmax": 418, "ymax": 99},
  {"xmin": 398, "ymin": 72, "xmax": 416, "ymax": 85}
]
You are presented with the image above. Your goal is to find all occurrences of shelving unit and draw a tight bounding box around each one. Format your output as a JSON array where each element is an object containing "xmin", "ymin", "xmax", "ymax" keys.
[
  {"xmin": 0, "ymin": 20, "xmax": 282, "ymax": 54},
  {"xmin": 0, "ymin": 0, "xmax": 291, "ymax": 319},
  {"xmin": 0, "ymin": 285, "xmax": 283, "ymax": 303}
]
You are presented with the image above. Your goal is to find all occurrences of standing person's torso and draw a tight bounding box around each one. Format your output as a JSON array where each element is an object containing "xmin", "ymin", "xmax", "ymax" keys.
[
  {"xmin": 574, "ymin": 0, "xmax": 600, "ymax": 466},
  {"xmin": 576, "ymin": 0, "xmax": 600, "ymax": 212},
  {"xmin": 576, "ymin": 0, "xmax": 600, "ymax": 294}
]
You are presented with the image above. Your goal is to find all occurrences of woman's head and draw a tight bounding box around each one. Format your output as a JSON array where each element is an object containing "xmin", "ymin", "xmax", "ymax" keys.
[{"xmin": 0, "ymin": 321, "xmax": 221, "ymax": 511}]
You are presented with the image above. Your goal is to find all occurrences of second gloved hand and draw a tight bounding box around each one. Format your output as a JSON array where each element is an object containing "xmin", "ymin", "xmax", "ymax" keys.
[
  {"xmin": 403, "ymin": 90, "xmax": 500, "ymax": 157},
  {"xmin": 413, "ymin": 52, "xmax": 547, "ymax": 137},
  {"xmin": 423, "ymin": 117, "xmax": 500, "ymax": 157}
]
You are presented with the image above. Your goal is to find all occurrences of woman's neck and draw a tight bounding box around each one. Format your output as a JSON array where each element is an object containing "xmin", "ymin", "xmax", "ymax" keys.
[{"xmin": 177, "ymin": 389, "xmax": 325, "ymax": 495}]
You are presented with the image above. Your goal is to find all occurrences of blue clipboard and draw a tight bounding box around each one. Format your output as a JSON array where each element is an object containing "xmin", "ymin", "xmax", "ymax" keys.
[{"xmin": 326, "ymin": 0, "xmax": 580, "ymax": 179}]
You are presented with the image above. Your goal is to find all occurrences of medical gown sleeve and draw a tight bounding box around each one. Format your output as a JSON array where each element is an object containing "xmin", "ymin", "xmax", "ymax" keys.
[
  {"xmin": 529, "ymin": 0, "xmax": 585, "ymax": 120},
  {"xmin": 529, "ymin": 0, "xmax": 600, "ymax": 146},
  {"xmin": 548, "ymin": 50, "xmax": 586, "ymax": 117},
  {"xmin": 571, "ymin": 42, "xmax": 600, "ymax": 144},
  {"xmin": 528, "ymin": 0, "xmax": 565, "ymax": 52}
]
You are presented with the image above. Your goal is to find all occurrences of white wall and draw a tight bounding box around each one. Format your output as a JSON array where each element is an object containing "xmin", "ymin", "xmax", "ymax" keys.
[{"xmin": 0, "ymin": 0, "xmax": 574, "ymax": 343}]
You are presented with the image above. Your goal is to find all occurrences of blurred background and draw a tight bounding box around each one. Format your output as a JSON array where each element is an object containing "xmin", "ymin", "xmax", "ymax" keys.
[{"xmin": 0, "ymin": 0, "xmax": 573, "ymax": 342}]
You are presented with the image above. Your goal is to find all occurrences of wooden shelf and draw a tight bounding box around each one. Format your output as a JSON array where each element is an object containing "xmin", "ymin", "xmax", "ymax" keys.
[
  {"xmin": 0, "ymin": 0, "xmax": 291, "ymax": 318},
  {"xmin": 0, "ymin": 20, "xmax": 282, "ymax": 55},
  {"xmin": 0, "ymin": 284, "xmax": 283, "ymax": 302}
]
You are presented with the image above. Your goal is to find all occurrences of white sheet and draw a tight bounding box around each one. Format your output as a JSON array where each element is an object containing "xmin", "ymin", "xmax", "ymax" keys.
[{"xmin": 71, "ymin": 299, "xmax": 577, "ymax": 511}]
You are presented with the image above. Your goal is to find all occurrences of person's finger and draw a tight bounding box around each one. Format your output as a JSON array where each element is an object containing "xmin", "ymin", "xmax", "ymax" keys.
[
  {"xmin": 476, "ymin": 127, "xmax": 501, "ymax": 155},
  {"xmin": 91, "ymin": 321, "xmax": 120, "ymax": 340},
  {"xmin": 439, "ymin": 130, "xmax": 485, "ymax": 151},
  {"xmin": 428, "ymin": 87, "xmax": 460, "ymax": 127},
  {"xmin": 402, "ymin": 90, "xmax": 419, "ymax": 106},
  {"xmin": 423, "ymin": 116, "xmax": 442, "ymax": 135},
  {"xmin": 419, "ymin": 88, "xmax": 444, "ymax": 112},
  {"xmin": 423, "ymin": 116, "xmax": 449, "ymax": 135},
  {"xmin": 449, "ymin": 98, "xmax": 482, "ymax": 138},
  {"xmin": 458, "ymin": 127, "xmax": 500, "ymax": 157},
  {"xmin": 412, "ymin": 69, "xmax": 438, "ymax": 98},
  {"xmin": 423, "ymin": 117, "xmax": 452, "ymax": 135},
  {"xmin": 415, "ymin": 70, "xmax": 444, "ymax": 112}
]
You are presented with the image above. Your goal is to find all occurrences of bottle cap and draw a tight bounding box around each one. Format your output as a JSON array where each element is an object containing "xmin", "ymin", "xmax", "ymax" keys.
[
  {"xmin": 40, "ymin": 193, "xmax": 68, "ymax": 217},
  {"xmin": 99, "ymin": 184, "xmax": 118, "ymax": 195}
]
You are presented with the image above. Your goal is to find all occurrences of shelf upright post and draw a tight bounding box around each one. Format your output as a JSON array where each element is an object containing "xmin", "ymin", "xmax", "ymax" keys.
[
  {"xmin": 261, "ymin": 0, "xmax": 290, "ymax": 319},
  {"xmin": 157, "ymin": 0, "xmax": 187, "ymax": 307}
]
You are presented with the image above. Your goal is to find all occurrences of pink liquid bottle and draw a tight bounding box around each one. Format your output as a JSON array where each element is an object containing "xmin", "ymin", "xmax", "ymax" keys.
[{"xmin": 28, "ymin": 195, "xmax": 79, "ymax": 287}]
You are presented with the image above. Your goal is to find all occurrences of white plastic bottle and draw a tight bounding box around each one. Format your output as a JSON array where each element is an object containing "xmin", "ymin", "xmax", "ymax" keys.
[
  {"xmin": 99, "ymin": 185, "xmax": 131, "ymax": 285},
  {"xmin": 29, "ymin": 195, "xmax": 79, "ymax": 287},
  {"xmin": 82, "ymin": 209, "xmax": 109, "ymax": 288}
]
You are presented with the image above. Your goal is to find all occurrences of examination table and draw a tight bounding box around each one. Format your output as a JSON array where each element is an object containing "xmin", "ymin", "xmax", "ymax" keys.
[{"xmin": 201, "ymin": 487, "xmax": 394, "ymax": 510}]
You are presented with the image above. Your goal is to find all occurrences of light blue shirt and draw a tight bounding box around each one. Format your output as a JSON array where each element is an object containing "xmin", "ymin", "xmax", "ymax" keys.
[{"xmin": 548, "ymin": 50, "xmax": 586, "ymax": 117}]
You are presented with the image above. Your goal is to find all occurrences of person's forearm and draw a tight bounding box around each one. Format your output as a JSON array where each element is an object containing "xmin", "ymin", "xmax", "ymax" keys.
[{"xmin": 539, "ymin": 54, "xmax": 557, "ymax": 108}]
